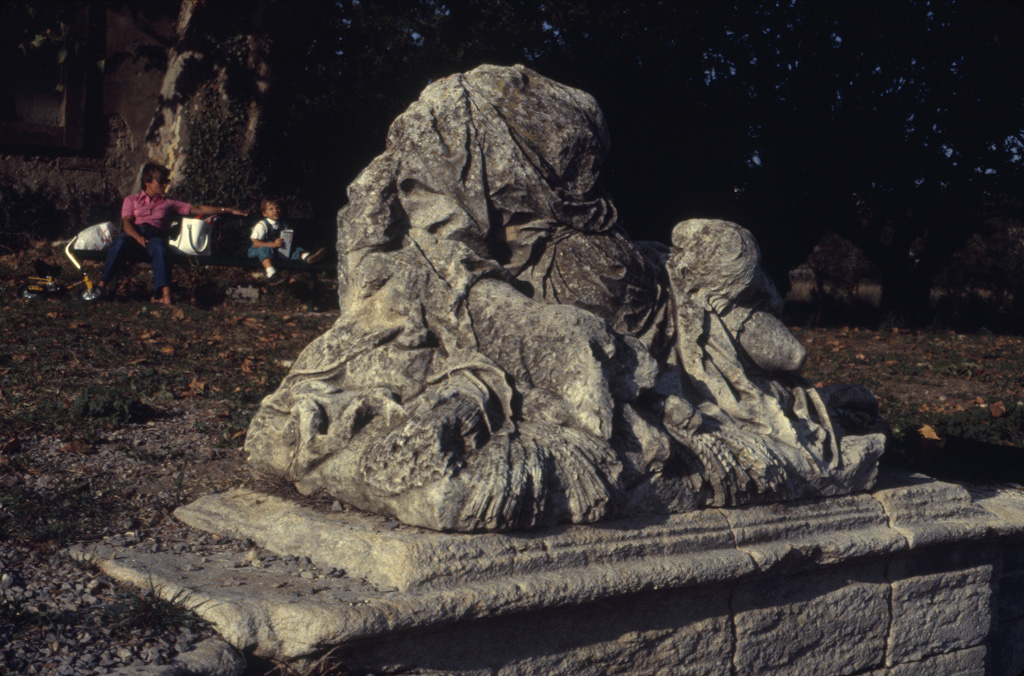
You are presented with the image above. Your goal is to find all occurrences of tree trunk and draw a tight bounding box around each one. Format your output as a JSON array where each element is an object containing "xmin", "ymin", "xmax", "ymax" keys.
[
  {"xmin": 142, "ymin": 0, "xmax": 272, "ymax": 183},
  {"xmin": 142, "ymin": 0, "xmax": 195, "ymax": 179}
]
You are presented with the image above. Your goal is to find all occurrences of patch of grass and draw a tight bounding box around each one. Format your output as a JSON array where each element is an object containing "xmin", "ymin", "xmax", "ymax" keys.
[
  {"xmin": 799, "ymin": 327, "xmax": 1024, "ymax": 476},
  {"xmin": 0, "ymin": 485, "xmax": 97, "ymax": 546},
  {"xmin": 923, "ymin": 401, "xmax": 1024, "ymax": 447},
  {"xmin": 0, "ymin": 485, "xmax": 80, "ymax": 544},
  {"xmin": 101, "ymin": 580, "xmax": 210, "ymax": 637},
  {"xmin": 0, "ymin": 241, "xmax": 340, "ymax": 675},
  {"xmin": 71, "ymin": 386, "xmax": 153, "ymax": 426}
]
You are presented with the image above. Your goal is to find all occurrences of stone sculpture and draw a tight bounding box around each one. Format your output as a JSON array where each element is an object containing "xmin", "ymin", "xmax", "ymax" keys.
[{"xmin": 246, "ymin": 64, "xmax": 886, "ymax": 532}]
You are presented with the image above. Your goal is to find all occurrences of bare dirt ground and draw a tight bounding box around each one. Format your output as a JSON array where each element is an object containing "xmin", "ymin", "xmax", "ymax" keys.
[{"xmin": 1, "ymin": 241, "xmax": 1022, "ymax": 674}]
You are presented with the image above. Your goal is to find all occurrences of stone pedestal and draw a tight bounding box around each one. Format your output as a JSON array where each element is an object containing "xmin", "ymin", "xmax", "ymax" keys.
[{"xmin": 74, "ymin": 471, "xmax": 1024, "ymax": 675}]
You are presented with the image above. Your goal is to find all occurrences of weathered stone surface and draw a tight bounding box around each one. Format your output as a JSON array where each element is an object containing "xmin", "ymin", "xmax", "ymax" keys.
[
  {"xmin": 73, "ymin": 472, "xmax": 1024, "ymax": 674},
  {"xmin": 732, "ymin": 562, "xmax": 889, "ymax": 675},
  {"xmin": 244, "ymin": 63, "xmax": 885, "ymax": 533},
  {"xmin": 969, "ymin": 484, "xmax": 1024, "ymax": 539},
  {"xmin": 874, "ymin": 473, "xmax": 995, "ymax": 547},
  {"xmin": 338, "ymin": 587, "xmax": 735, "ymax": 676},
  {"xmin": 886, "ymin": 548, "xmax": 994, "ymax": 665},
  {"xmin": 174, "ymin": 489, "xmax": 750, "ymax": 593},
  {"xmin": 69, "ymin": 540, "xmax": 384, "ymax": 661},
  {"xmin": 173, "ymin": 638, "xmax": 246, "ymax": 676},
  {"xmin": 884, "ymin": 646, "xmax": 987, "ymax": 676},
  {"xmin": 722, "ymin": 492, "xmax": 902, "ymax": 573}
]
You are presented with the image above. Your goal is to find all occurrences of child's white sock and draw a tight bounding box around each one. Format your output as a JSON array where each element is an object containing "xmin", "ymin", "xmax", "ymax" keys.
[
  {"xmin": 266, "ymin": 266, "xmax": 278, "ymax": 278},
  {"xmin": 300, "ymin": 252, "xmax": 309, "ymax": 260}
]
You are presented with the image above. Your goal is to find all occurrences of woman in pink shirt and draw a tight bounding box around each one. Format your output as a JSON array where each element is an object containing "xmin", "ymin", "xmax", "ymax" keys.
[{"xmin": 99, "ymin": 162, "xmax": 246, "ymax": 305}]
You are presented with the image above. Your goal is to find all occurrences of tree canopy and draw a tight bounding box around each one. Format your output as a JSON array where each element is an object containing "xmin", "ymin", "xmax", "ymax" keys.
[
  {"xmin": 14, "ymin": 0, "xmax": 1024, "ymax": 320},
  {"xmin": 268, "ymin": 1, "xmax": 1018, "ymax": 315},
  {"xmin": 247, "ymin": 2, "xmax": 1024, "ymax": 233}
]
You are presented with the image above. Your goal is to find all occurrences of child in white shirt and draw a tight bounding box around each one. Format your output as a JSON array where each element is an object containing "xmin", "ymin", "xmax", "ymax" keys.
[{"xmin": 247, "ymin": 196, "xmax": 326, "ymax": 284}]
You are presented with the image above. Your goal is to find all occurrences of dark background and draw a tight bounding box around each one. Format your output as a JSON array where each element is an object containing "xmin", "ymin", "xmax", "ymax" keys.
[
  {"xmin": 4, "ymin": 0, "xmax": 1024, "ymax": 327},
  {"xmin": 258, "ymin": 0, "xmax": 1024, "ymax": 326}
]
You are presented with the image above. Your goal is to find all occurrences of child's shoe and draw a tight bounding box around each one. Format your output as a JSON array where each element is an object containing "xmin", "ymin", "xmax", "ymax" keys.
[
  {"xmin": 266, "ymin": 267, "xmax": 287, "ymax": 286},
  {"xmin": 305, "ymin": 248, "xmax": 327, "ymax": 264}
]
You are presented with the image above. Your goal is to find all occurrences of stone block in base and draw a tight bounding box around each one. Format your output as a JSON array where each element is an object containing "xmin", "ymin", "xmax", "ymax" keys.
[{"xmin": 70, "ymin": 471, "xmax": 1024, "ymax": 675}]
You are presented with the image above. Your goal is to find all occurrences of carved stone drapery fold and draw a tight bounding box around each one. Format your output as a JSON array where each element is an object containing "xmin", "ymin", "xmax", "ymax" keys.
[{"xmin": 245, "ymin": 65, "xmax": 886, "ymax": 532}]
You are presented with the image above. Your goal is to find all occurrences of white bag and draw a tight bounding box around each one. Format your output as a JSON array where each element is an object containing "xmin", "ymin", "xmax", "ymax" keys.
[
  {"xmin": 169, "ymin": 217, "xmax": 213, "ymax": 256},
  {"xmin": 71, "ymin": 221, "xmax": 120, "ymax": 250}
]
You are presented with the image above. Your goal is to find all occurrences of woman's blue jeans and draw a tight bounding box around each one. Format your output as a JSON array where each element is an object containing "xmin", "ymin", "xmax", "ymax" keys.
[{"xmin": 101, "ymin": 225, "xmax": 171, "ymax": 291}]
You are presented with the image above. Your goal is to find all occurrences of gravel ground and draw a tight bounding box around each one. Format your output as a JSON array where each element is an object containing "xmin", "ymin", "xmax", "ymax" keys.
[
  {"xmin": 0, "ymin": 264, "xmax": 341, "ymax": 676},
  {"xmin": 1, "ymin": 405, "xmax": 279, "ymax": 676},
  {"xmin": 1, "ymin": 541, "xmax": 215, "ymax": 675}
]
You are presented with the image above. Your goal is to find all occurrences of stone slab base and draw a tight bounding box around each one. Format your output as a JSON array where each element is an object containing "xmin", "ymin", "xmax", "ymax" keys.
[{"xmin": 72, "ymin": 471, "xmax": 1024, "ymax": 675}]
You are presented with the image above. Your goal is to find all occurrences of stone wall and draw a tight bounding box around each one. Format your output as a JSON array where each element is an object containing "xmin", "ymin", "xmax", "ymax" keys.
[
  {"xmin": 0, "ymin": 3, "xmax": 178, "ymax": 236},
  {"xmin": 338, "ymin": 548, "xmax": 1002, "ymax": 675},
  {"xmin": 75, "ymin": 470, "xmax": 1024, "ymax": 675}
]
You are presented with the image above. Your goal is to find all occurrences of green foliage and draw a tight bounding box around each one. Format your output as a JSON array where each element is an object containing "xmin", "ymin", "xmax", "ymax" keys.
[
  {"xmin": 933, "ymin": 221, "xmax": 1024, "ymax": 332},
  {"xmin": 0, "ymin": 172, "xmax": 89, "ymax": 244},
  {"xmin": 70, "ymin": 386, "xmax": 151, "ymax": 426},
  {"xmin": 933, "ymin": 402, "xmax": 1024, "ymax": 447},
  {"xmin": 0, "ymin": 1, "xmax": 86, "ymax": 96},
  {"xmin": 0, "ymin": 484, "xmax": 95, "ymax": 545},
  {"xmin": 104, "ymin": 581, "xmax": 210, "ymax": 636},
  {"xmin": 177, "ymin": 85, "xmax": 265, "ymax": 209},
  {"xmin": 243, "ymin": 0, "xmax": 1024, "ymax": 312},
  {"xmin": 806, "ymin": 233, "xmax": 878, "ymax": 303}
]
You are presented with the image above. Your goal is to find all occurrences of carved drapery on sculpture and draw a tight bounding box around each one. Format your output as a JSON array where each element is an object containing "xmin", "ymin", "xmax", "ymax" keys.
[{"xmin": 245, "ymin": 64, "xmax": 886, "ymax": 532}]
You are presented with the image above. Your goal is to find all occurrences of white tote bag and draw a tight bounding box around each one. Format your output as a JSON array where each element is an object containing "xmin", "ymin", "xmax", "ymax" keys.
[
  {"xmin": 71, "ymin": 221, "xmax": 120, "ymax": 250},
  {"xmin": 169, "ymin": 218, "xmax": 213, "ymax": 256}
]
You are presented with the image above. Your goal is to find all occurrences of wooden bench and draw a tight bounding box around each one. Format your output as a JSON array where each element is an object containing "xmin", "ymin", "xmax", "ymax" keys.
[{"xmin": 67, "ymin": 246, "xmax": 336, "ymax": 311}]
